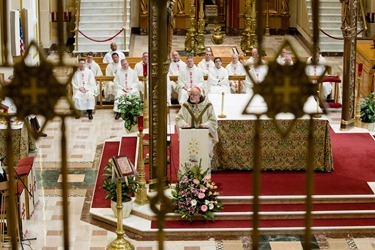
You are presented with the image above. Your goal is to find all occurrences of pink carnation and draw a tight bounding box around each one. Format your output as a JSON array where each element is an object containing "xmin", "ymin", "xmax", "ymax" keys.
[
  {"xmin": 201, "ymin": 205, "xmax": 208, "ymax": 212},
  {"xmin": 198, "ymin": 192, "xmax": 205, "ymax": 199}
]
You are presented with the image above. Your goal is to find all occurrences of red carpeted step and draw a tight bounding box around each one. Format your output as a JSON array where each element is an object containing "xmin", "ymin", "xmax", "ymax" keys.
[
  {"xmin": 222, "ymin": 203, "xmax": 375, "ymax": 213},
  {"xmin": 153, "ymin": 218, "xmax": 375, "ymax": 229},
  {"xmin": 92, "ymin": 141, "xmax": 120, "ymax": 208},
  {"xmin": 119, "ymin": 136, "xmax": 137, "ymax": 164}
]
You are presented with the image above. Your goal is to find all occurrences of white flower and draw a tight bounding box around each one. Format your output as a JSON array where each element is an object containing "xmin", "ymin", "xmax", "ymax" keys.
[
  {"xmin": 205, "ymin": 200, "xmax": 210, "ymax": 205},
  {"xmin": 208, "ymin": 203, "xmax": 214, "ymax": 210},
  {"xmin": 191, "ymin": 199, "xmax": 197, "ymax": 206}
]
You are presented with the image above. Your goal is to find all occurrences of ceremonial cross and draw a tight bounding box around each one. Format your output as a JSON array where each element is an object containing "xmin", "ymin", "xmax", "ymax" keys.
[
  {"xmin": 21, "ymin": 77, "xmax": 48, "ymax": 104},
  {"xmin": 274, "ymin": 76, "xmax": 299, "ymax": 104}
]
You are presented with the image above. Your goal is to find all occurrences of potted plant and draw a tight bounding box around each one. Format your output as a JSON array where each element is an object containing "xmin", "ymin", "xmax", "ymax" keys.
[
  {"xmin": 116, "ymin": 94, "xmax": 143, "ymax": 132},
  {"xmin": 102, "ymin": 158, "xmax": 139, "ymax": 218},
  {"xmin": 360, "ymin": 92, "xmax": 375, "ymax": 132}
]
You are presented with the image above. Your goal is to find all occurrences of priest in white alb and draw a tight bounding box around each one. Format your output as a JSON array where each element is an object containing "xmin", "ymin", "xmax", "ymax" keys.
[
  {"xmin": 206, "ymin": 57, "xmax": 230, "ymax": 94},
  {"xmin": 178, "ymin": 56, "xmax": 204, "ymax": 104},
  {"xmin": 113, "ymin": 59, "xmax": 140, "ymax": 119},
  {"xmin": 71, "ymin": 58, "xmax": 97, "ymax": 120},
  {"xmin": 105, "ymin": 52, "xmax": 121, "ymax": 101}
]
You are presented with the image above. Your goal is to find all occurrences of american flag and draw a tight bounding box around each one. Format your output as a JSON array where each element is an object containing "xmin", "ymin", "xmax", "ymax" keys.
[{"xmin": 19, "ymin": 18, "xmax": 25, "ymax": 55}]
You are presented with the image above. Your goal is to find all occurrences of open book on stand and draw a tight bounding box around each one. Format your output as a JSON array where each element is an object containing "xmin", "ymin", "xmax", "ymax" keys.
[{"xmin": 112, "ymin": 155, "xmax": 136, "ymax": 177}]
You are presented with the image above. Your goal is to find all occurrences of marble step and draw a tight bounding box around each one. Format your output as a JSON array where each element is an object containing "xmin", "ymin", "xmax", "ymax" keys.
[
  {"xmin": 80, "ymin": 7, "xmax": 124, "ymax": 15},
  {"xmin": 79, "ymin": 21, "xmax": 124, "ymax": 29},
  {"xmin": 80, "ymin": 1, "xmax": 124, "ymax": 9}
]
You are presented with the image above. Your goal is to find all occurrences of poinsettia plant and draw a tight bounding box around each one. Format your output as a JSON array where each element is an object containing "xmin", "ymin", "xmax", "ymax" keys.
[
  {"xmin": 171, "ymin": 160, "xmax": 223, "ymax": 222},
  {"xmin": 117, "ymin": 94, "xmax": 143, "ymax": 131}
]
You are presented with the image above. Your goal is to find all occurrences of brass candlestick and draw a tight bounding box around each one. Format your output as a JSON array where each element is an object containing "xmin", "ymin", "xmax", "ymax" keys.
[
  {"xmin": 265, "ymin": 0, "xmax": 270, "ymax": 36},
  {"xmin": 195, "ymin": 0, "xmax": 206, "ymax": 55},
  {"xmin": 185, "ymin": 0, "xmax": 196, "ymax": 52},
  {"xmin": 218, "ymin": 92, "xmax": 227, "ymax": 118},
  {"xmin": 354, "ymin": 74, "xmax": 362, "ymax": 127},
  {"xmin": 143, "ymin": 77, "xmax": 149, "ymax": 129},
  {"xmin": 107, "ymin": 178, "xmax": 134, "ymax": 250},
  {"xmin": 135, "ymin": 129, "xmax": 149, "ymax": 205},
  {"xmin": 314, "ymin": 90, "xmax": 322, "ymax": 118}
]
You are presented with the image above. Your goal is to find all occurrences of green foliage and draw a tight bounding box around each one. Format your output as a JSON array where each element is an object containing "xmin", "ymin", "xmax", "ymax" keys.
[
  {"xmin": 117, "ymin": 94, "xmax": 143, "ymax": 131},
  {"xmin": 102, "ymin": 158, "xmax": 139, "ymax": 202},
  {"xmin": 360, "ymin": 92, "xmax": 375, "ymax": 123},
  {"xmin": 171, "ymin": 160, "xmax": 223, "ymax": 222}
]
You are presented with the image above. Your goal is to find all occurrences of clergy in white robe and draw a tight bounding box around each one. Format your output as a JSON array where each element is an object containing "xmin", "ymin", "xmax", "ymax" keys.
[
  {"xmin": 178, "ymin": 56, "xmax": 204, "ymax": 104},
  {"xmin": 71, "ymin": 59, "xmax": 97, "ymax": 119},
  {"xmin": 86, "ymin": 52, "xmax": 103, "ymax": 76},
  {"xmin": 248, "ymin": 58, "xmax": 268, "ymax": 85},
  {"xmin": 113, "ymin": 59, "xmax": 140, "ymax": 118},
  {"xmin": 276, "ymin": 48, "xmax": 294, "ymax": 66},
  {"xmin": 105, "ymin": 53, "xmax": 121, "ymax": 100},
  {"xmin": 175, "ymin": 86, "xmax": 219, "ymax": 158},
  {"xmin": 134, "ymin": 52, "xmax": 148, "ymax": 95},
  {"xmin": 206, "ymin": 57, "xmax": 230, "ymax": 94},
  {"xmin": 168, "ymin": 51, "xmax": 187, "ymax": 104},
  {"xmin": 226, "ymin": 54, "xmax": 251, "ymax": 93},
  {"xmin": 306, "ymin": 51, "xmax": 332, "ymax": 99},
  {"xmin": 197, "ymin": 51, "xmax": 215, "ymax": 76},
  {"xmin": 103, "ymin": 42, "xmax": 125, "ymax": 63}
]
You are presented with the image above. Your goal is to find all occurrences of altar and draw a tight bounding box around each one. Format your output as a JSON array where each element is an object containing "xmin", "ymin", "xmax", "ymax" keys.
[
  {"xmin": 0, "ymin": 122, "xmax": 30, "ymax": 166},
  {"xmin": 208, "ymin": 94, "xmax": 334, "ymax": 172}
]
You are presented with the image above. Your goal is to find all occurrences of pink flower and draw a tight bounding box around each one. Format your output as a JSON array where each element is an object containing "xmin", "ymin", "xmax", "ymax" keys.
[
  {"xmin": 198, "ymin": 192, "xmax": 205, "ymax": 199},
  {"xmin": 201, "ymin": 205, "xmax": 208, "ymax": 212},
  {"xmin": 193, "ymin": 179, "xmax": 200, "ymax": 184}
]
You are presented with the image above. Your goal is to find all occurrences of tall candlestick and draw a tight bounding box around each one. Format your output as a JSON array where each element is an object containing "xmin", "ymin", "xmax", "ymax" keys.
[{"xmin": 218, "ymin": 92, "xmax": 227, "ymax": 118}]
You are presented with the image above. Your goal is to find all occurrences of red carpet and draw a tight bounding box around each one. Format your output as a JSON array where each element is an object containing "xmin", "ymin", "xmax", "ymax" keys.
[{"xmin": 92, "ymin": 129, "xmax": 375, "ymax": 208}]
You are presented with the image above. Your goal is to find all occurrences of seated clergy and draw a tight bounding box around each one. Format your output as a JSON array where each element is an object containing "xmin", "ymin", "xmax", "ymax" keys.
[
  {"xmin": 197, "ymin": 51, "xmax": 215, "ymax": 76},
  {"xmin": 86, "ymin": 52, "xmax": 103, "ymax": 76},
  {"xmin": 134, "ymin": 52, "xmax": 149, "ymax": 94},
  {"xmin": 305, "ymin": 48, "xmax": 332, "ymax": 99},
  {"xmin": 103, "ymin": 42, "xmax": 125, "ymax": 63},
  {"xmin": 105, "ymin": 52, "xmax": 122, "ymax": 101},
  {"xmin": 276, "ymin": 48, "xmax": 294, "ymax": 66},
  {"xmin": 177, "ymin": 56, "xmax": 204, "ymax": 104},
  {"xmin": 71, "ymin": 58, "xmax": 97, "ymax": 120},
  {"xmin": 175, "ymin": 86, "xmax": 218, "ymax": 158},
  {"xmin": 226, "ymin": 53, "xmax": 249, "ymax": 94},
  {"xmin": 206, "ymin": 57, "xmax": 230, "ymax": 94},
  {"xmin": 113, "ymin": 59, "xmax": 140, "ymax": 120},
  {"xmin": 248, "ymin": 58, "xmax": 268, "ymax": 85},
  {"xmin": 168, "ymin": 50, "xmax": 187, "ymax": 104}
]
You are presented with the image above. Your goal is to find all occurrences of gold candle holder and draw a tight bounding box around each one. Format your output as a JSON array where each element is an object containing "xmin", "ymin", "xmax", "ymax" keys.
[
  {"xmin": 218, "ymin": 92, "xmax": 227, "ymax": 118},
  {"xmin": 107, "ymin": 178, "xmax": 134, "ymax": 250},
  {"xmin": 354, "ymin": 73, "xmax": 362, "ymax": 127},
  {"xmin": 135, "ymin": 128, "xmax": 149, "ymax": 205}
]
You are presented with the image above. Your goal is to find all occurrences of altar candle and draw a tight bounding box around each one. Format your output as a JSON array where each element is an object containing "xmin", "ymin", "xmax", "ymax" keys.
[
  {"xmin": 221, "ymin": 92, "xmax": 225, "ymax": 114},
  {"xmin": 138, "ymin": 115, "xmax": 144, "ymax": 132},
  {"xmin": 358, "ymin": 63, "xmax": 363, "ymax": 76},
  {"xmin": 64, "ymin": 12, "xmax": 67, "ymax": 20}
]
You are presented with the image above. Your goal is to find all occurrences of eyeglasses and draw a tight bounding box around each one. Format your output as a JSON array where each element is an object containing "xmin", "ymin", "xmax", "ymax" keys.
[{"xmin": 189, "ymin": 94, "xmax": 200, "ymax": 96}]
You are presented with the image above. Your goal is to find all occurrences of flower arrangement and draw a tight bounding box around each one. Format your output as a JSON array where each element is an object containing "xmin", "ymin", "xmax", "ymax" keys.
[
  {"xmin": 117, "ymin": 94, "xmax": 143, "ymax": 131},
  {"xmin": 102, "ymin": 158, "xmax": 139, "ymax": 202},
  {"xmin": 171, "ymin": 160, "xmax": 223, "ymax": 222},
  {"xmin": 360, "ymin": 92, "xmax": 375, "ymax": 123}
]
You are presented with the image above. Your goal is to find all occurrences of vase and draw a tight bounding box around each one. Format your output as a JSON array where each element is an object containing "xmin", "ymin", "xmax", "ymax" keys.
[
  {"xmin": 125, "ymin": 125, "xmax": 138, "ymax": 134},
  {"xmin": 110, "ymin": 198, "xmax": 134, "ymax": 218},
  {"xmin": 361, "ymin": 122, "xmax": 375, "ymax": 132}
]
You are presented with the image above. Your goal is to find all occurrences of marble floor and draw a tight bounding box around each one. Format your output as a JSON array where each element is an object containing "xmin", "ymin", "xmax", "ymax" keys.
[{"xmin": 12, "ymin": 35, "xmax": 375, "ymax": 249}]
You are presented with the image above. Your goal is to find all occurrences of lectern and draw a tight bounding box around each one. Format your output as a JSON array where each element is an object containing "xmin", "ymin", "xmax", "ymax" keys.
[{"xmin": 179, "ymin": 128, "xmax": 210, "ymax": 177}]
